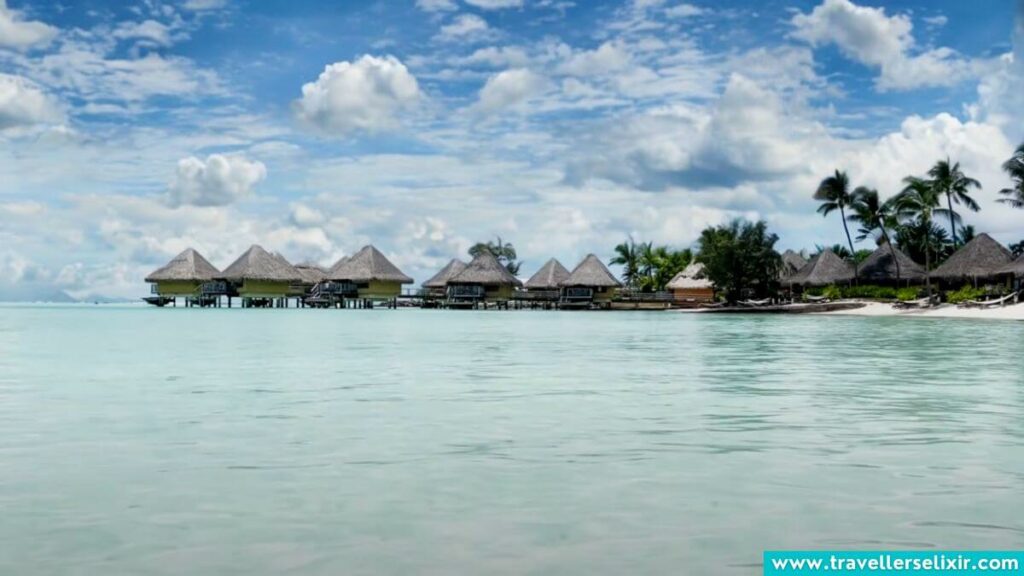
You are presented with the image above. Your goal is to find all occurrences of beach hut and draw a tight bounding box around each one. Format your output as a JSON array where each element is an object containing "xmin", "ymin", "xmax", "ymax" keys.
[
  {"xmin": 219, "ymin": 244, "xmax": 303, "ymax": 307},
  {"xmin": 422, "ymin": 259, "xmax": 467, "ymax": 298},
  {"xmin": 326, "ymin": 245, "xmax": 413, "ymax": 302},
  {"xmin": 999, "ymin": 254, "xmax": 1024, "ymax": 290},
  {"xmin": 144, "ymin": 248, "xmax": 221, "ymax": 306},
  {"xmin": 560, "ymin": 254, "xmax": 622, "ymax": 308},
  {"xmin": 780, "ymin": 250, "xmax": 808, "ymax": 281},
  {"xmin": 524, "ymin": 258, "xmax": 570, "ymax": 291},
  {"xmin": 294, "ymin": 262, "xmax": 327, "ymax": 285},
  {"xmin": 447, "ymin": 251, "xmax": 522, "ymax": 307},
  {"xmin": 930, "ymin": 233, "xmax": 1013, "ymax": 287},
  {"xmin": 857, "ymin": 242, "xmax": 927, "ymax": 284},
  {"xmin": 788, "ymin": 249, "xmax": 855, "ymax": 287},
  {"xmin": 666, "ymin": 262, "xmax": 714, "ymax": 306}
]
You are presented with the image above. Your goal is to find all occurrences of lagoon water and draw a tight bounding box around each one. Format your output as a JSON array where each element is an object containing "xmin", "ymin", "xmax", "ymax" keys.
[{"xmin": 1, "ymin": 305, "xmax": 1022, "ymax": 575}]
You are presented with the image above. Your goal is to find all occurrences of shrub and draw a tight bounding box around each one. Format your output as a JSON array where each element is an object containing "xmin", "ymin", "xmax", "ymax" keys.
[
  {"xmin": 946, "ymin": 285, "xmax": 987, "ymax": 304},
  {"xmin": 896, "ymin": 287, "xmax": 920, "ymax": 302}
]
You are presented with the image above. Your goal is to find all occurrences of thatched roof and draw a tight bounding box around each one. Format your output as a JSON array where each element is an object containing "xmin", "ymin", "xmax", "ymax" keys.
[
  {"xmin": 422, "ymin": 259, "xmax": 467, "ymax": 288},
  {"xmin": 145, "ymin": 248, "xmax": 219, "ymax": 282},
  {"xmin": 220, "ymin": 245, "xmax": 302, "ymax": 282},
  {"xmin": 667, "ymin": 262, "xmax": 713, "ymax": 290},
  {"xmin": 562, "ymin": 254, "xmax": 622, "ymax": 288},
  {"xmin": 328, "ymin": 245, "xmax": 413, "ymax": 284},
  {"xmin": 449, "ymin": 251, "xmax": 522, "ymax": 287},
  {"xmin": 999, "ymin": 254, "xmax": 1024, "ymax": 277},
  {"xmin": 788, "ymin": 249, "xmax": 855, "ymax": 286},
  {"xmin": 931, "ymin": 233, "xmax": 1013, "ymax": 281},
  {"xmin": 524, "ymin": 258, "xmax": 570, "ymax": 289},
  {"xmin": 858, "ymin": 242, "xmax": 927, "ymax": 282},
  {"xmin": 326, "ymin": 255, "xmax": 350, "ymax": 277},
  {"xmin": 780, "ymin": 250, "xmax": 808, "ymax": 280},
  {"xmin": 294, "ymin": 262, "xmax": 327, "ymax": 284}
]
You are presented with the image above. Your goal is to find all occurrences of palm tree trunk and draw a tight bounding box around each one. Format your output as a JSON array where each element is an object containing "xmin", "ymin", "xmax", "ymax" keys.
[
  {"xmin": 924, "ymin": 217, "xmax": 933, "ymax": 301},
  {"xmin": 840, "ymin": 205, "xmax": 858, "ymax": 281},
  {"xmin": 881, "ymin": 227, "xmax": 900, "ymax": 284},
  {"xmin": 947, "ymin": 193, "xmax": 957, "ymax": 248}
]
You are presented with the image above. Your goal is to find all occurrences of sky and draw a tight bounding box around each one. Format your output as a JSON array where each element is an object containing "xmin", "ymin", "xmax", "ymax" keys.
[{"xmin": 1, "ymin": 0, "xmax": 1023, "ymax": 298}]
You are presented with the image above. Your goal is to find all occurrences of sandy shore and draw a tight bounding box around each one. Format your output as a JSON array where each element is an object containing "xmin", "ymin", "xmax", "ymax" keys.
[{"xmin": 824, "ymin": 300, "xmax": 1024, "ymax": 321}]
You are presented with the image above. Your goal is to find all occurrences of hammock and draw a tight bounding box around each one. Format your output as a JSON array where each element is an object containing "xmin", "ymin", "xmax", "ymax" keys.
[{"xmin": 958, "ymin": 291, "xmax": 1019, "ymax": 309}]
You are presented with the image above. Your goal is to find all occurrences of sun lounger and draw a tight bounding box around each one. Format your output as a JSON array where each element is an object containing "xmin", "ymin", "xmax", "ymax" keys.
[{"xmin": 958, "ymin": 291, "xmax": 1019, "ymax": 309}]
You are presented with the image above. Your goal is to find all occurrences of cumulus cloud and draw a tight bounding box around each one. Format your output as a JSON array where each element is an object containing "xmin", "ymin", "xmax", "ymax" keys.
[
  {"xmin": 474, "ymin": 68, "xmax": 550, "ymax": 113},
  {"xmin": 791, "ymin": 0, "xmax": 976, "ymax": 91},
  {"xmin": 437, "ymin": 14, "xmax": 491, "ymax": 42},
  {"xmin": 293, "ymin": 55, "xmax": 421, "ymax": 136},
  {"xmin": 664, "ymin": 3, "xmax": 707, "ymax": 18},
  {"xmin": 183, "ymin": 0, "xmax": 228, "ymax": 10},
  {"xmin": 167, "ymin": 154, "xmax": 267, "ymax": 207},
  {"xmin": 556, "ymin": 41, "xmax": 632, "ymax": 76},
  {"xmin": 0, "ymin": 73, "xmax": 64, "ymax": 131},
  {"xmin": 0, "ymin": 0, "xmax": 58, "ymax": 50},
  {"xmin": 113, "ymin": 20, "xmax": 177, "ymax": 47}
]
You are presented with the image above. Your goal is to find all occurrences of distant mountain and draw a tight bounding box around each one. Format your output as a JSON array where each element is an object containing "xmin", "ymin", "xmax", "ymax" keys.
[{"xmin": 0, "ymin": 285, "xmax": 78, "ymax": 303}]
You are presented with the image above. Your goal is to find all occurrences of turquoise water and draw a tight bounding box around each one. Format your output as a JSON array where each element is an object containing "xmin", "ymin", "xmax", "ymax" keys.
[{"xmin": 0, "ymin": 306, "xmax": 1022, "ymax": 575}]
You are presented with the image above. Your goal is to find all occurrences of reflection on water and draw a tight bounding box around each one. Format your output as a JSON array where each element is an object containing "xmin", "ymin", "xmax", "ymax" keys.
[{"xmin": 0, "ymin": 306, "xmax": 1022, "ymax": 575}]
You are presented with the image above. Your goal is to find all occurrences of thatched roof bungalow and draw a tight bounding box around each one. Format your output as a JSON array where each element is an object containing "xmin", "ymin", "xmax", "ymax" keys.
[
  {"xmin": 145, "ymin": 248, "xmax": 220, "ymax": 296},
  {"xmin": 930, "ymin": 233, "xmax": 1013, "ymax": 285},
  {"xmin": 327, "ymin": 245, "xmax": 413, "ymax": 299},
  {"xmin": 780, "ymin": 250, "xmax": 808, "ymax": 282},
  {"xmin": 999, "ymin": 254, "xmax": 1024, "ymax": 280},
  {"xmin": 294, "ymin": 262, "xmax": 327, "ymax": 285},
  {"xmin": 219, "ymin": 244, "xmax": 302, "ymax": 298},
  {"xmin": 666, "ymin": 262, "xmax": 714, "ymax": 305},
  {"xmin": 448, "ymin": 252, "xmax": 522, "ymax": 303},
  {"xmin": 524, "ymin": 258, "xmax": 570, "ymax": 291},
  {"xmin": 422, "ymin": 259, "xmax": 467, "ymax": 294},
  {"xmin": 857, "ymin": 242, "xmax": 927, "ymax": 284},
  {"xmin": 788, "ymin": 249, "xmax": 855, "ymax": 287},
  {"xmin": 560, "ymin": 254, "xmax": 622, "ymax": 304}
]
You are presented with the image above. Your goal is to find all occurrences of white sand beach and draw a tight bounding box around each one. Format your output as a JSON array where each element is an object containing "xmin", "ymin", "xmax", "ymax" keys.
[{"xmin": 825, "ymin": 301, "xmax": 1024, "ymax": 321}]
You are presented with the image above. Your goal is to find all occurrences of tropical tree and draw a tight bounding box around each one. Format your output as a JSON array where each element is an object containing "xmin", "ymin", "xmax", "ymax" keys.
[
  {"xmin": 894, "ymin": 219, "xmax": 952, "ymax": 265},
  {"xmin": 814, "ymin": 170, "xmax": 858, "ymax": 277},
  {"xmin": 638, "ymin": 245, "xmax": 692, "ymax": 292},
  {"xmin": 813, "ymin": 244, "xmax": 853, "ymax": 259},
  {"xmin": 696, "ymin": 219, "xmax": 781, "ymax": 304},
  {"xmin": 928, "ymin": 158, "xmax": 980, "ymax": 247},
  {"xmin": 469, "ymin": 236, "xmax": 520, "ymax": 275},
  {"xmin": 847, "ymin": 186, "xmax": 901, "ymax": 281},
  {"xmin": 892, "ymin": 176, "xmax": 950, "ymax": 299},
  {"xmin": 998, "ymin": 143, "xmax": 1024, "ymax": 208},
  {"xmin": 959, "ymin": 224, "xmax": 976, "ymax": 245},
  {"xmin": 611, "ymin": 236, "xmax": 643, "ymax": 288},
  {"xmin": 1010, "ymin": 240, "xmax": 1024, "ymax": 258}
]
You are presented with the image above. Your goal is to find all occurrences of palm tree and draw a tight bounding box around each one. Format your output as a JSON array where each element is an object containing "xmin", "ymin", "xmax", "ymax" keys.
[
  {"xmin": 814, "ymin": 170, "xmax": 858, "ymax": 278},
  {"xmin": 928, "ymin": 158, "xmax": 980, "ymax": 247},
  {"xmin": 611, "ymin": 236, "xmax": 642, "ymax": 288},
  {"xmin": 848, "ymin": 186, "xmax": 901, "ymax": 282},
  {"xmin": 998, "ymin": 143, "xmax": 1024, "ymax": 208},
  {"xmin": 893, "ymin": 176, "xmax": 948, "ymax": 300},
  {"xmin": 469, "ymin": 236, "xmax": 520, "ymax": 275}
]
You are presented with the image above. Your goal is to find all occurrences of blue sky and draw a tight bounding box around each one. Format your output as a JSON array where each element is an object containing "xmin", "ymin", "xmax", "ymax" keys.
[{"xmin": 1, "ymin": 0, "xmax": 1022, "ymax": 298}]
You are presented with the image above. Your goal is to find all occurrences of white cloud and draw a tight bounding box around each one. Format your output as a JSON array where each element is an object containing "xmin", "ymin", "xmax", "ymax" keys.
[
  {"xmin": 0, "ymin": 73, "xmax": 64, "ymax": 131},
  {"xmin": 556, "ymin": 41, "xmax": 632, "ymax": 76},
  {"xmin": 292, "ymin": 55, "xmax": 421, "ymax": 136},
  {"xmin": 167, "ymin": 154, "xmax": 267, "ymax": 207},
  {"xmin": 464, "ymin": 0, "xmax": 523, "ymax": 9},
  {"xmin": 415, "ymin": 0, "xmax": 457, "ymax": 11},
  {"xmin": 664, "ymin": 3, "xmax": 706, "ymax": 18},
  {"xmin": 0, "ymin": 0, "xmax": 58, "ymax": 50},
  {"xmin": 182, "ymin": 0, "xmax": 228, "ymax": 10},
  {"xmin": 113, "ymin": 20, "xmax": 176, "ymax": 47},
  {"xmin": 791, "ymin": 0, "xmax": 976, "ymax": 91},
  {"xmin": 474, "ymin": 68, "xmax": 550, "ymax": 113},
  {"xmin": 437, "ymin": 14, "xmax": 490, "ymax": 41},
  {"xmin": 923, "ymin": 15, "xmax": 948, "ymax": 27}
]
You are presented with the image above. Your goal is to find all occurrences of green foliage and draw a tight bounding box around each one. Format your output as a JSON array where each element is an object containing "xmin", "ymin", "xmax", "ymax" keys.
[
  {"xmin": 813, "ymin": 170, "xmax": 857, "ymax": 268},
  {"xmin": 806, "ymin": 284, "xmax": 921, "ymax": 301},
  {"xmin": 821, "ymin": 285, "xmax": 842, "ymax": 300},
  {"xmin": 611, "ymin": 237, "xmax": 691, "ymax": 291},
  {"xmin": 999, "ymin": 143, "xmax": 1024, "ymax": 208},
  {"xmin": 946, "ymin": 285, "xmax": 988, "ymax": 304},
  {"xmin": 696, "ymin": 219, "xmax": 781, "ymax": 304},
  {"xmin": 1011, "ymin": 240, "xmax": 1024, "ymax": 258},
  {"xmin": 896, "ymin": 287, "xmax": 920, "ymax": 302},
  {"xmin": 469, "ymin": 236, "xmax": 520, "ymax": 275},
  {"xmin": 853, "ymin": 249, "xmax": 873, "ymax": 265}
]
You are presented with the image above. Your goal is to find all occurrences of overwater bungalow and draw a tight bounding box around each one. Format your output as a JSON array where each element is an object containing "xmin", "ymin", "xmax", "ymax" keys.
[
  {"xmin": 446, "ymin": 252, "xmax": 522, "ymax": 308},
  {"xmin": 144, "ymin": 248, "xmax": 221, "ymax": 307},
  {"xmin": 560, "ymin": 254, "xmax": 622, "ymax": 309},
  {"xmin": 524, "ymin": 258, "xmax": 570, "ymax": 291},
  {"xmin": 930, "ymin": 233, "xmax": 1014, "ymax": 287},
  {"xmin": 422, "ymin": 258, "xmax": 467, "ymax": 299},
  {"xmin": 788, "ymin": 249, "xmax": 855, "ymax": 288},
  {"xmin": 666, "ymin": 262, "xmax": 714, "ymax": 306},
  {"xmin": 326, "ymin": 245, "xmax": 413, "ymax": 305},
  {"xmin": 219, "ymin": 244, "xmax": 303, "ymax": 307},
  {"xmin": 857, "ymin": 242, "xmax": 927, "ymax": 285}
]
